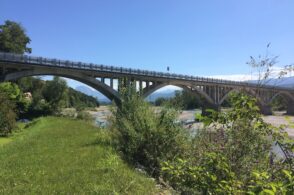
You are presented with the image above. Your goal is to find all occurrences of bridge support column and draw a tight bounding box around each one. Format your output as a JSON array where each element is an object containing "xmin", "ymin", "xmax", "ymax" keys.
[
  {"xmin": 110, "ymin": 78, "xmax": 113, "ymax": 88},
  {"xmin": 139, "ymin": 80, "xmax": 142, "ymax": 92},
  {"xmin": 286, "ymin": 102, "xmax": 294, "ymax": 115},
  {"xmin": 259, "ymin": 104, "xmax": 272, "ymax": 115},
  {"xmin": 146, "ymin": 81, "xmax": 149, "ymax": 88},
  {"xmin": 201, "ymin": 102, "xmax": 220, "ymax": 116},
  {"xmin": 0, "ymin": 67, "xmax": 4, "ymax": 81}
]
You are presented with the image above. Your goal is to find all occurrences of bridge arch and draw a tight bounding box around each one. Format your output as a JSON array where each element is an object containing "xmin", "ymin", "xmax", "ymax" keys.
[
  {"xmin": 218, "ymin": 87, "xmax": 265, "ymax": 106},
  {"xmin": 268, "ymin": 91, "xmax": 294, "ymax": 104},
  {"xmin": 218, "ymin": 88, "xmax": 240, "ymax": 105},
  {"xmin": 142, "ymin": 82, "xmax": 214, "ymax": 104},
  {"xmin": 4, "ymin": 69, "xmax": 121, "ymax": 105},
  {"xmin": 265, "ymin": 91, "xmax": 294, "ymax": 114}
]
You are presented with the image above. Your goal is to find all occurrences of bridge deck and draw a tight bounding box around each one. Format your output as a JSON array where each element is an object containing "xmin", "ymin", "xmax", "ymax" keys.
[{"xmin": 0, "ymin": 52, "xmax": 293, "ymax": 92}]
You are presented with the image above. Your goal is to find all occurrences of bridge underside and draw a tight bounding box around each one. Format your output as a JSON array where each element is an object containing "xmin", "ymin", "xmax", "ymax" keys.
[{"xmin": 1, "ymin": 67, "xmax": 121, "ymax": 105}]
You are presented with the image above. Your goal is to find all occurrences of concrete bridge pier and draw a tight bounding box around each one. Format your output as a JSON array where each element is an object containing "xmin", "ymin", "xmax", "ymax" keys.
[
  {"xmin": 201, "ymin": 102, "xmax": 220, "ymax": 116},
  {"xmin": 0, "ymin": 67, "xmax": 4, "ymax": 81},
  {"xmin": 286, "ymin": 102, "xmax": 294, "ymax": 115},
  {"xmin": 110, "ymin": 78, "xmax": 113, "ymax": 88},
  {"xmin": 259, "ymin": 104, "xmax": 272, "ymax": 115}
]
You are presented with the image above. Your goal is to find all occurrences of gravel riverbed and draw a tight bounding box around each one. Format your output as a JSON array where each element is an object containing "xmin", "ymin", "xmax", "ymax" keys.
[{"xmin": 90, "ymin": 106, "xmax": 294, "ymax": 138}]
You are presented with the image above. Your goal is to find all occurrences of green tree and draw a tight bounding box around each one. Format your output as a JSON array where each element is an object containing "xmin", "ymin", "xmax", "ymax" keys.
[
  {"xmin": 42, "ymin": 76, "xmax": 68, "ymax": 113},
  {"xmin": 111, "ymin": 81, "xmax": 188, "ymax": 177},
  {"xmin": 16, "ymin": 76, "xmax": 99, "ymax": 117},
  {"xmin": 0, "ymin": 82, "xmax": 30, "ymax": 114},
  {"xmin": 0, "ymin": 92, "xmax": 17, "ymax": 136},
  {"xmin": 179, "ymin": 90, "xmax": 200, "ymax": 109},
  {"xmin": 0, "ymin": 82, "xmax": 21, "ymax": 100},
  {"xmin": 155, "ymin": 90, "xmax": 200, "ymax": 109},
  {"xmin": 0, "ymin": 20, "xmax": 32, "ymax": 54},
  {"xmin": 154, "ymin": 97, "xmax": 167, "ymax": 106},
  {"xmin": 17, "ymin": 77, "xmax": 34, "ymax": 92}
]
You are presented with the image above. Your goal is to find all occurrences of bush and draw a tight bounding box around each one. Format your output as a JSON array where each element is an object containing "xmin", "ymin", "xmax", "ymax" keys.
[
  {"xmin": 154, "ymin": 97, "xmax": 167, "ymax": 106},
  {"xmin": 162, "ymin": 93, "xmax": 294, "ymax": 193},
  {"xmin": 162, "ymin": 153, "xmax": 242, "ymax": 194},
  {"xmin": 76, "ymin": 111, "xmax": 94, "ymax": 121},
  {"xmin": 0, "ymin": 82, "xmax": 30, "ymax": 114},
  {"xmin": 162, "ymin": 155, "xmax": 294, "ymax": 194},
  {"xmin": 60, "ymin": 108, "xmax": 77, "ymax": 118},
  {"xmin": 110, "ymin": 82, "xmax": 189, "ymax": 177},
  {"xmin": 197, "ymin": 93, "xmax": 287, "ymax": 176},
  {"xmin": 154, "ymin": 90, "xmax": 201, "ymax": 109},
  {"xmin": 0, "ymin": 92, "xmax": 17, "ymax": 136}
]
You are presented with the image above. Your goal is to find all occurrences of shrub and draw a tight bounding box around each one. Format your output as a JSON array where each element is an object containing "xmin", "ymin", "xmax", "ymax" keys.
[
  {"xmin": 154, "ymin": 97, "xmax": 167, "ymax": 106},
  {"xmin": 0, "ymin": 92, "xmax": 17, "ymax": 136},
  {"xmin": 154, "ymin": 90, "xmax": 201, "ymax": 109},
  {"xmin": 76, "ymin": 111, "xmax": 94, "ymax": 121},
  {"xmin": 60, "ymin": 108, "xmax": 77, "ymax": 118},
  {"xmin": 195, "ymin": 93, "xmax": 286, "ymax": 176},
  {"xmin": 162, "ymin": 92, "xmax": 294, "ymax": 193},
  {"xmin": 110, "ymin": 82, "xmax": 189, "ymax": 177},
  {"xmin": 0, "ymin": 82, "xmax": 30, "ymax": 114},
  {"xmin": 162, "ymin": 155, "xmax": 294, "ymax": 194},
  {"xmin": 162, "ymin": 153, "xmax": 242, "ymax": 194}
]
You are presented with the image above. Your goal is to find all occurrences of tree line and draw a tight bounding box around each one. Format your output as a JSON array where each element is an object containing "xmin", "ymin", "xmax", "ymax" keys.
[
  {"xmin": 154, "ymin": 90, "xmax": 232, "ymax": 109},
  {"xmin": 0, "ymin": 76, "xmax": 99, "ymax": 136},
  {"xmin": 155, "ymin": 89, "xmax": 286, "ymax": 111}
]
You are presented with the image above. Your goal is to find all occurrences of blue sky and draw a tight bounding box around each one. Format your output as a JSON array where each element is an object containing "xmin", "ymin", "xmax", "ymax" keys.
[{"xmin": 1, "ymin": 0, "xmax": 294, "ymax": 89}]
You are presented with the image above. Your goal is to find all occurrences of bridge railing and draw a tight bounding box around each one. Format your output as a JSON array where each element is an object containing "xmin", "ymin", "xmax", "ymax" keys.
[{"xmin": 0, "ymin": 52, "xmax": 292, "ymax": 91}]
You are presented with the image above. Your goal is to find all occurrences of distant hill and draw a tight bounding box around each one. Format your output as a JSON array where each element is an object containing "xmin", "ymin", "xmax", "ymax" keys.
[
  {"xmin": 248, "ymin": 77, "xmax": 294, "ymax": 88},
  {"xmin": 144, "ymin": 88, "xmax": 180, "ymax": 102},
  {"xmin": 266, "ymin": 77, "xmax": 294, "ymax": 88},
  {"xmin": 75, "ymin": 86, "xmax": 111, "ymax": 103}
]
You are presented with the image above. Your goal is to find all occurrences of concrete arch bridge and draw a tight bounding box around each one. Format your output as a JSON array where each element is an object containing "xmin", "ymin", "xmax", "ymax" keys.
[{"xmin": 1, "ymin": 52, "xmax": 294, "ymax": 115}]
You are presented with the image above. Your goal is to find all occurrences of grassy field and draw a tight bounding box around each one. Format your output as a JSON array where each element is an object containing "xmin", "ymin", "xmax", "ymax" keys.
[{"xmin": 0, "ymin": 117, "xmax": 158, "ymax": 194}]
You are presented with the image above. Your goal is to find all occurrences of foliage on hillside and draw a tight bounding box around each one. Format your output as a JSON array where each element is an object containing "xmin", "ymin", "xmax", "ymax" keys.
[
  {"xmin": 155, "ymin": 90, "xmax": 201, "ymax": 109},
  {"xmin": 0, "ymin": 77, "xmax": 99, "ymax": 136},
  {"xmin": 271, "ymin": 95, "xmax": 288, "ymax": 111},
  {"xmin": 17, "ymin": 76, "xmax": 99, "ymax": 117},
  {"xmin": 154, "ymin": 90, "xmax": 231, "ymax": 109}
]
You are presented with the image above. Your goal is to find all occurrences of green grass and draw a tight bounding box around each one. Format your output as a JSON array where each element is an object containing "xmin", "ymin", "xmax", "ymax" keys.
[
  {"xmin": 284, "ymin": 116, "xmax": 294, "ymax": 129},
  {"xmin": 0, "ymin": 117, "xmax": 158, "ymax": 194},
  {"xmin": 0, "ymin": 137, "xmax": 12, "ymax": 146},
  {"xmin": 0, "ymin": 123, "xmax": 27, "ymax": 146}
]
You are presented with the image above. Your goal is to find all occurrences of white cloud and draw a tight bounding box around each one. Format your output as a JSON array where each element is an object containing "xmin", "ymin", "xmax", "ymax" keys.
[
  {"xmin": 207, "ymin": 74, "xmax": 255, "ymax": 81},
  {"xmin": 207, "ymin": 66, "xmax": 293, "ymax": 81},
  {"xmin": 156, "ymin": 85, "xmax": 182, "ymax": 92}
]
